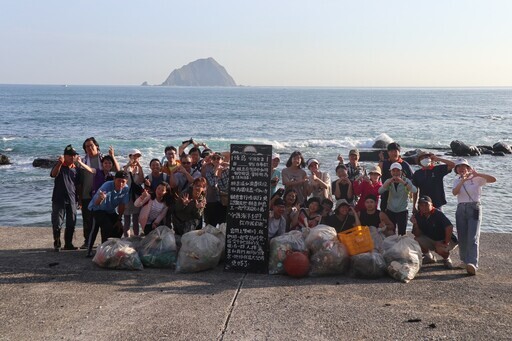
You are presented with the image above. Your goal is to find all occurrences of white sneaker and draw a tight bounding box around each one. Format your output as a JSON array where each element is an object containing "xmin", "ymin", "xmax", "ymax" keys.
[
  {"xmin": 422, "ymin": 252, "xmax": 436, "ymax": 265},
  {"xmin": 443, "ymin": 258, "xmax": 454, "ymax": 270},
  {"xmin": 466, "ymin": 263, "xmax": 477, "ymax": 276}
]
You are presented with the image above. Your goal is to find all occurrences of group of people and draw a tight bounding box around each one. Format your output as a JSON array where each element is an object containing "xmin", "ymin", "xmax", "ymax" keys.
[
  {"xmin": 268, "ymin": 142, "xmax": 496, "ymax": 276},
  {"xmin": 50, "ymin": 137, "xmax": 496, "ymax": 275},
  {"xmin": 50, "ymin": 138, "xmax": 226, "ymax": 257}
]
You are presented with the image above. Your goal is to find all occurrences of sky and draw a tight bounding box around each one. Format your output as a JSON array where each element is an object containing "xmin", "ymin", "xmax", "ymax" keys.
[{"xmin": 1, "ymin": 0, "xmax": 511, "ymax": 87}]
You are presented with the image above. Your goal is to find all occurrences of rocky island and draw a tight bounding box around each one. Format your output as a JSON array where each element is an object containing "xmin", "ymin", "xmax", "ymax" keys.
[{"xmin": 160, "ymin": 57, "xmax": 236, "ymax": 87}]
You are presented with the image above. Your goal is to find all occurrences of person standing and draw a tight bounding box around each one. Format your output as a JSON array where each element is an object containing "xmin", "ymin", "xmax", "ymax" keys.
[
  {"xmin": 79, "ymin": 137, "xmax": 102, "ymax": 249},
  {"xmin": 452, "ymin": 158, "xmax": 496, "ymax": 275},
  {"xmin": 50, "ymin": 145, "xmax": 81, "ymax": 251},
  {"xmin": 79, "ymin": 137, "xmax": 119, "ymax": 249},
  {"xmin": 378, "ymin": 162, "xmax": 417, "ymax": 235},
  {"xmin": 123, "ymin": 149, "xmax": 144, "ymax": 237},
  {"xmin": 412, "ymin": 152, "xmax": 455, "ymax": 213},
  {"xmin": 282, "ymin": 151, "xmax": 309, "ymax": 206},
  {"xmin": 379, "ymin": 142, "xmax": 413, "ymax": 212}
]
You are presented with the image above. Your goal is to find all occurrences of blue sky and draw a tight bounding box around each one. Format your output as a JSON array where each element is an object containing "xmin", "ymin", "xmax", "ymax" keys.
[{"xmin": 1, "ymin": 1, "xmax": 511, "ymax": 86}]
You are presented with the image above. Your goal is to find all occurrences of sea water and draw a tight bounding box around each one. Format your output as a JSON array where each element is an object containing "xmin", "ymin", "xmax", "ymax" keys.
[{"xmin": 0, "ymin": 85, "xmax": 510, "ymax": 231}]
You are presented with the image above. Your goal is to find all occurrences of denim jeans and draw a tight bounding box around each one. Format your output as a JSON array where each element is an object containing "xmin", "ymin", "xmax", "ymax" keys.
[
  {"xmin": 51, "ymin": 202, "xmax": 77, "ymax": 246},
  {"xmin": 456, "ymin": 202, "xmax": 482, "ymax": 268}
]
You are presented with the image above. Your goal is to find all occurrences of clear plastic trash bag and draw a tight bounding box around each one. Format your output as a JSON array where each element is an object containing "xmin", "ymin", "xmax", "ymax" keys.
[{"xmin": 92, "ymin": 238, "xmax": 143, "ymax": 270}]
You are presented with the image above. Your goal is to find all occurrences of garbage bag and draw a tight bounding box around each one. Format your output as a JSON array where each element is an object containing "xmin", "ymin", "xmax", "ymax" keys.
[
  {"xmin": 204, "ymin": 224, "xmax": 226, "ymax": 259},
  {"xmin": 304, "ymin": 225, "xmax": 337, "ymax": 255},
  {"xmin": 92, "ymin": 238, "xmax": 143, "ymax": 270},
  {"xmin": 382, "ymin": 235, "xmax": 422, "ymax": 283},
  {"xmin": 269, "ymin": 230, "xmax": 307, "ymax": 275},
  {"xmin": 176, "ymin": 229, "xmax": 223, "ymax": 273},
  {"xmin": 138, "ymin": 225, "xmax": 177, "ymax": 268},
  {"xmin": 369, "ymin": 226, "xmax": 386, "ymax": 253},
  {"xmin": 349, "ymin": 252, "xmax": 387, "ymax": 279},
  {"xmin": 309, "ymin": 240, "xmax": 349, "ymax": 276},
  {"xmin": 121, "ymin": 235, "xmax": 143, "ymax": 251}
]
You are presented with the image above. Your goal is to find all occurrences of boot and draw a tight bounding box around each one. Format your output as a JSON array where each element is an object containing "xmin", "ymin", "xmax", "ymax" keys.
[{"xmin": 53, "ymin": 229, "xmax": 61, "ymax": 252}]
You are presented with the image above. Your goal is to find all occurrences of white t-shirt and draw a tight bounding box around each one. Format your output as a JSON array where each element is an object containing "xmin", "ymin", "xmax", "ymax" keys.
[
  {"xmin": 453, "ymin": 176, "xmax": 487, "ymax": 203},
  {"xmin": 148, "ymin": 200, "xmax": 166, "ymax": 222}
]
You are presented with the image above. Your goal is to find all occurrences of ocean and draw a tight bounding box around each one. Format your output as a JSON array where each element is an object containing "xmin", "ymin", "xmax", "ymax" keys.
[{"xmin": 0, "ymin": 85, "xmax": 510, "ymax": 232}]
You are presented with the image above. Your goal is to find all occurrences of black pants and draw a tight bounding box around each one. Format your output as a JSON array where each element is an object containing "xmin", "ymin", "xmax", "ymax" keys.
[
  {"xmin": 204, "ymin": 201, "xmax": 227, "ymax": 226},
  {"xmin": 87, "ymin": 211, "xmax": 121, "ymax": 254},
  {"xmin": 386, "ymin": 210, "xmax": 408, "ymax": 236},
  {"xmin": 81, "ymin": 199, "xmax": 93, "ymax": 244}
]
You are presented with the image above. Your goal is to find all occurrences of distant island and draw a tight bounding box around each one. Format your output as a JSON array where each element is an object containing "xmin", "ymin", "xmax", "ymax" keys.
[{"xmin": 158, "ymin": 57, "xmax": 237, "ymax": 87}]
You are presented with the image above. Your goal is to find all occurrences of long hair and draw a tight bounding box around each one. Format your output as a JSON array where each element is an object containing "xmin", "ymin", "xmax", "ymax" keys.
[
  {"xmin": 285, "ymin": 151, "xmax": 306, "ymax": 168},
  {"xmin": 151, "ymin": 181, "xmax": 173, "ymax": 206},
  {"xmin": 283, "ymin": 188, "xmax": 299, "ymax": 206}
]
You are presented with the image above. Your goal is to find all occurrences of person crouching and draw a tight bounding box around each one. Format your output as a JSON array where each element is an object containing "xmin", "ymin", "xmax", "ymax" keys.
[{"xmin": 411, "ymin": 195, "xmax": 458, "ymax": 269}]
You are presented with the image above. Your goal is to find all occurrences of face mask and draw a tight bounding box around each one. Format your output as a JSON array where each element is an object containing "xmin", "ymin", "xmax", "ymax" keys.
[{"xmin": 420, "ymin": 158, "xmax": 431, "ymax": 167}]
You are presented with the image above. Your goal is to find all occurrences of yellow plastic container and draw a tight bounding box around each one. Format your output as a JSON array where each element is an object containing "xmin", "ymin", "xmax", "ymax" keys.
[{"xmin": 338, "ymin": 226, "xmax": 374, "ymax": 256}]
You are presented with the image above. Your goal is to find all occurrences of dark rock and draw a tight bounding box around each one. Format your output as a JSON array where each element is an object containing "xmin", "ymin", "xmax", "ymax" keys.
[
  {"xmin": 493, "ymin": 142, "xmax": 512, "ymax": 154},
  {"xmin": 141, "ymin": 81, "xmax": 149, "ymax": 86},
  {"xmin": 402, "ymin": 149, "xmax": 423, "ymax": 165},
  {"xmin": 359, "ymin": 150, "xmax": 387, "ymax": 162},
  {"xmin": 161, "ymin": 57, "xmax": 236, "ymax": 87},
  {"xmin": 477, "ymin": 145, "xmax": 493, "ymax": 152},
  {"xmin": 33, "ymin": 158, "xmax": 58, "ymax": 168},
  {"xmin": 372, "ymin": 140, "xmax": 389, "ymax": 149},
  {"xmin": 450, "ymin": 140, "xmax": 481, "ymax": 156},
  {"xmin": 372, "ymin": 134, "xmax": 394, "ymax": 149},
  {"xmin": 482, "ymin": 149, "xmax": 494, "ymax": 155},
  {"xmin": 493, "ymin": 151, "xmax": 506, "ymax": 156},
  {"xmin": 0, "ymin": 154, "xmax": 11, "ymax": 165}
]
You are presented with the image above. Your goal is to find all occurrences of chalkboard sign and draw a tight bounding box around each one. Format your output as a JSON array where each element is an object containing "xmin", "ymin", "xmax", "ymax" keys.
[{"xmin": 224, "ymin": 144, "xmax": 272, "ymax": 274}]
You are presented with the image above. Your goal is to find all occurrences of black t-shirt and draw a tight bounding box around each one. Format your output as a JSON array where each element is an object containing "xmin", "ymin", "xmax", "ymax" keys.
[
  {"xmin": 414, "ymin": 209, "xmax": 453, "ymax": 241},
  {"xmin": 412, "ymin": 165, "xmax": 450, "ymax": 208},
  {"xmin": 332, "ymin": 180, "xmax": 353, "ymax": 202},
  {"xmin": 51, "ymin": 164, "xmax": 80, "ymax": 205},
  {"xmin": 359, "ymin": 209, "xmax": 381, "ymax": 227},
  {"xmin": 323, "ymin": 214, "xmax": 356, "ymax": 233}
]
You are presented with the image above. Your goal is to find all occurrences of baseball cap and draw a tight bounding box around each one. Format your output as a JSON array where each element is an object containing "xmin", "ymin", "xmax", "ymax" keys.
[
  {"xmin": 349, "ymin": 149, "xmax": 360, "ymax": 157},
  {"xmin": 307, "ymin": 158, "xmax": 320, "ymax": 168},
  {"xmin": 418, "ymin": 195, "xmax": 433, "ymax": 204},
  {"xmin": 390, "ymin": 162, "xmax": 402, "ymax": 171},
  {"xmin": 129, "ymin": 149, "xmax": 142, "ymax": 158},
  {"xmin": 63, "ymin": 145, "xmax": 77, "ymax": 156}
]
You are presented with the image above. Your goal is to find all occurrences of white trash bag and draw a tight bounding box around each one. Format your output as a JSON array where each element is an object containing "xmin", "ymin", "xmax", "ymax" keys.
[
  {"xmin": 176, "ymin": 229, "xmax": 223, "ymax": 273},
  {"xmin": 382, "ymin": 235, "xmax": 422, "ymax": 283}
]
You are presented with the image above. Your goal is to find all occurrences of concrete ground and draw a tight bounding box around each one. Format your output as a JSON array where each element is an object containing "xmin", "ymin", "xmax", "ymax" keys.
[{"xmin": 0, "ymin": 226, "xmax": 511, "ymax": 340}]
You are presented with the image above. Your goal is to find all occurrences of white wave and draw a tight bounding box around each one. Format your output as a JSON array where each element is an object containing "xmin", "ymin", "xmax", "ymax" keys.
[
  {"xmin": 1, "ymin": 148, "xmax": 13, "ymax": 152},
  {"xmin": 2, "ymin": 137, "xmax": 16, "ymax": 141},
  {"xmin": 485, "ymin": 115, "xmax": 506, "ymax": 121}
]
